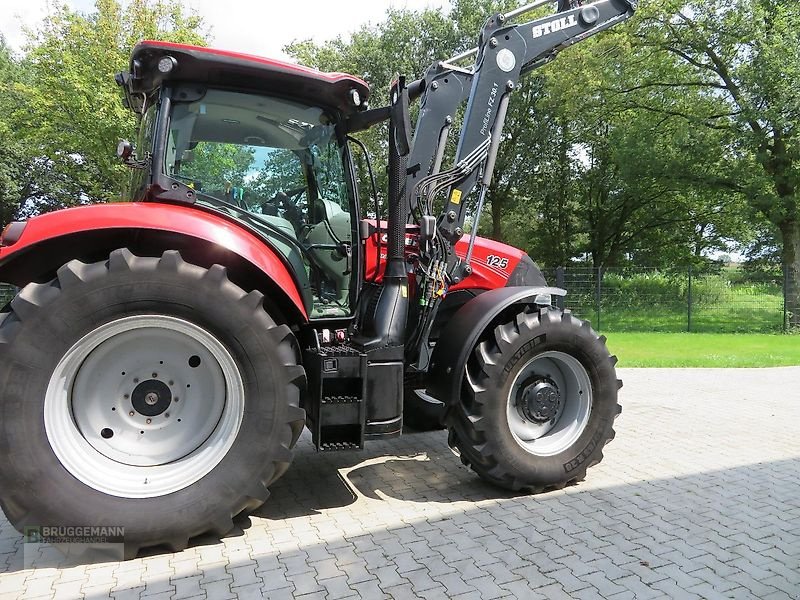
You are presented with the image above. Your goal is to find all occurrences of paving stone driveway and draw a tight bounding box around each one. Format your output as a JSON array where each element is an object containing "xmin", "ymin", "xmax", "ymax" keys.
[{"xmin": 1, "ymin": 367, "xmax": 799, "ymax": 599}]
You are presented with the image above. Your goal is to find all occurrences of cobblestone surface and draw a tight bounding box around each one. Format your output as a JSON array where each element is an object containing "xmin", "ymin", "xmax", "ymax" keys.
[{"xmin": 1, "ymin": 368, "xmax": 799, "ymax": 599}]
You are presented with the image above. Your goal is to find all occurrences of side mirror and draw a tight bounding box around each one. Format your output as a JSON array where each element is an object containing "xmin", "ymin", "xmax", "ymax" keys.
[{"xmin": 116, "ymin": 139, "xmax": 149, "ymax": 170}]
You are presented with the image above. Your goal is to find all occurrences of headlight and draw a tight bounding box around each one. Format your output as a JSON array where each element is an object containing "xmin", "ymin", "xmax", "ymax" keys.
[{"xmin": 157, "ymin": 56, "xmax": 177, "ymax": 74}]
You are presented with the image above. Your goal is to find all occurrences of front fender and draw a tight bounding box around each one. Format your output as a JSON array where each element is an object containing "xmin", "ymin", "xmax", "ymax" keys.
[
  {"xmin": 426, "ymin": 286, "xmax": 566, "ymax": 406},
  {"xmin": 0, "ymin": 202, "xmax": 308, "ymax": 320}
]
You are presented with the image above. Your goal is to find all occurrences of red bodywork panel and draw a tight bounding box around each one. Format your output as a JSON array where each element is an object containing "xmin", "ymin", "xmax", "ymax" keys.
[
  {"xmin": 0, "ymin": 203, "xmax": 309, "ymax": 319},
  {"xmin": 1, "ymin": 208, "xmax": 520, "ymax": 323},
  {"xmin": 363, "ymin": 224, "xmax": 524, "ymax": 291}
]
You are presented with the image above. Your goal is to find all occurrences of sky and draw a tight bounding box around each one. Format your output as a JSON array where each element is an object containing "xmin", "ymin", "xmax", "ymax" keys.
[{"xmin": 1, "ymin": 0, "xmax": 450, "ymax": 61}]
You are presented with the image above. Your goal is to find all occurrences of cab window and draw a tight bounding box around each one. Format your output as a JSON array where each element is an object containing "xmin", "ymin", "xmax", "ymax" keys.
[{"xmin": 164, "ymin": 89, "xmax": 355, "ymax": 318}]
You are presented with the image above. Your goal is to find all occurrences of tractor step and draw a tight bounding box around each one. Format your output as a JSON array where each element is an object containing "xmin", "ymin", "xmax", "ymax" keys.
[
  {"xmin": 305, "ymin": 346, "xmax": 368, "ymax": 450},
  {"xmin": 305, "ymin": 342, "xmax": 405, "ymax": 451},
  {"xmin": 317, "ymin": 395, "xmax": 365, "ymax": 451}
]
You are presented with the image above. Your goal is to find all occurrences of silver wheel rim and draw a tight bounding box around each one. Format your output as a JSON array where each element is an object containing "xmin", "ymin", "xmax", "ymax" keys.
[
  {"xmin": 44, "ymin": 315, "xmax": 244, "ymax": 498},
  {"xmin": 506, "ymin": 351, "xmax": 592, "ymax": 457}
]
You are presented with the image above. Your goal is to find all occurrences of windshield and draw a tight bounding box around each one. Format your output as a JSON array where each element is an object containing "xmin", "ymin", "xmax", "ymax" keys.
[{"xmin": 164, "ymin": 88, "xmax": 355, "ymax": 318}]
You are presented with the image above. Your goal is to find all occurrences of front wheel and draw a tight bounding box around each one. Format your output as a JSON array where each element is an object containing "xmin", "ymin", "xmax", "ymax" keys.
[
  {"xmin": 447, "ymin": 306, "xmax": 621, "ymax": 491},
  {"xmin": 0, "ymin": 249, "xmax": 305, "ymax": 557}
]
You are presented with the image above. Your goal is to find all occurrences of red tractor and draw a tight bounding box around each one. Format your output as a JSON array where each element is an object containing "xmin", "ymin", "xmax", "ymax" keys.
[{"xmin": 0, "ymin": 0, "xmax": 635, "ymax": 557}]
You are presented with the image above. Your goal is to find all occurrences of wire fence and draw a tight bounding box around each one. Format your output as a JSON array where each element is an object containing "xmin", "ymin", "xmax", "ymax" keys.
[
  {"xmin": 0, "ymin": 265, "xmax": 794, "ymax": 333},
  {"xmin": 0, "ymin": 284, "xmax": 15, "ymax": 308},
  {"xmin": 553, "ymin": 265, "xmax": 791, "ymax": 333}
]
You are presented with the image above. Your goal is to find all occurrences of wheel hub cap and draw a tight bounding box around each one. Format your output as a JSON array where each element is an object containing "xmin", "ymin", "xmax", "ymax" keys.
[
  {"xmin": 519, "ymin": 378, "xmax": 561, "ymax": 423},
  {"xmin": 506, "ymin": 351, "xmax": 593, "ymax": 457},
  {"xmin": 132, "ymin": 380, "xmax": 172, "ymax": 416}
]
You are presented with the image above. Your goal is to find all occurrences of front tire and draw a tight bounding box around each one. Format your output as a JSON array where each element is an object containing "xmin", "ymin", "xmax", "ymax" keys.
[
  {"xmin": 446, "ymin": 306, "xmax": 620, "ymax": 491},
  {"xmin": 0, "ymin": 249, "xmax": 305, "ymax": 557}
]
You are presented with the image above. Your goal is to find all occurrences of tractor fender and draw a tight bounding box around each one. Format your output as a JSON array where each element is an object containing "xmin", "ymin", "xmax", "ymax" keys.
[
  {"xmin": 426, "ymin": 286, "xmax": 566, "ymax": 406},
  {"xmin": 0, "ymin": 202, "xmax": 309, "ymax": 321}
]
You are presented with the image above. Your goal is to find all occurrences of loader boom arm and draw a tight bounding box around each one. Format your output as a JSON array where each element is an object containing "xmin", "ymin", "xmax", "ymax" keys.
[{"xmin": 404, "ymin": 0, "xmax": 636, "ymax": 278}]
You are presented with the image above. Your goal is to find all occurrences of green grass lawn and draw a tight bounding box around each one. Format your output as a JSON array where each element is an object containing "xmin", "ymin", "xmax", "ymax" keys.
[{"xmin": 605, "ymin": 333, "xmax": 800, "ymax": 368}]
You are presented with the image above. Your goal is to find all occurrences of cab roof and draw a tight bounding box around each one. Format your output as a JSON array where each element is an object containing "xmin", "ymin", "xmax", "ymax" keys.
[{"xmin": 121, "ymin": 40, "xmax": 370, "ymax": 115}]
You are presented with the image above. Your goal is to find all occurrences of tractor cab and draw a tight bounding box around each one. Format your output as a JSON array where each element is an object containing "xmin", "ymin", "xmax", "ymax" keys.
[{"xmin": 117, "ymin": 41, "xmax": 371, "ymax": 318}]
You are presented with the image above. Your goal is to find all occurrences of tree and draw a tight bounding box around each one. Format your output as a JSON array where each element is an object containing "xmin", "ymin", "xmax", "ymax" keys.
[
  {"xmin": 286, "ymin": 1, "xmax": 757, "ymax": 274},
  {"xmin": 0, "ymin": 0, "xmax": 206, "ymax": 228},
  {"xmin": 0, "ymin": 37, "xmax": 29, "ymax": 225},
  {"xmin": 625, "ymin": 0, "xmax": 800, "ymax": 322},
  {"xmin": 180, "ymin": 143, "xmax": 256, "ymax": 193}
]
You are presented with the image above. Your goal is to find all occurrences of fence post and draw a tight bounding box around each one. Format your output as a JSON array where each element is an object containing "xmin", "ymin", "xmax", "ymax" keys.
[
  {"xmin": 687, "ymin": 265, "xmax": 692, "ymax": 333},
  {"xmin": 555, "ymin": 267, "xmax": 565, "ymax": 310},
  {"xmin": 784, "ymin": 263, "xmax": 789, "ymax": 333},
  {"xmin": 596, "ymin": 267, "xmax": 602, "ymax": 331}
]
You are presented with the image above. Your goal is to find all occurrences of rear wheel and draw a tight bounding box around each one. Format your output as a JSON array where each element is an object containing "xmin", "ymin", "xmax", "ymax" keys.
[
  {"xmin": 446, "ymin": 306, "xmax": 620, "ymax": 491},
  {"xmin": 0, "ymin": 249, "xmax": 305, "ymax": 557}
]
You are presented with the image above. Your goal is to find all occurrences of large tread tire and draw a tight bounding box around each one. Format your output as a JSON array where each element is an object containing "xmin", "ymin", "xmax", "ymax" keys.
[
  {"xmin": 0, "ymin": 249, "xmax": 305, "ymax": 558},
  {"xmin": 446, "ymin": 306, "xmax": 620, "ymax": 492}
]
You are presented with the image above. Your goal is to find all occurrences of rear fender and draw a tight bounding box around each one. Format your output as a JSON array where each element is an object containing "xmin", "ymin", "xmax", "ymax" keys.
[
  {"xmin": 0, "ymin": 202, "xmax": 309, "ymax": 321},
  {"xmin": 426, "ymin": 286, "xmax": 566, "ymax": 406}
]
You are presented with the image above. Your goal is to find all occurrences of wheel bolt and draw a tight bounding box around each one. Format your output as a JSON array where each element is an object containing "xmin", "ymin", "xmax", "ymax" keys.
[
  {"xmin": 165, "ymin": 413, "xmax": 170, "ymax": 418},
  {"xmin": 129, "ymin": 411, "xmax": 135, "ymax": 416},
  {"xmin": 123, "ymin": 394, "xmax": 129, "ymax": 399},
  {"xmin": 152, "ymin": 372, "xmax": 158, "ymax": 378},
  {"xmin": 146, "ymin": 418, "xmax": 152, "ymax": 424}
]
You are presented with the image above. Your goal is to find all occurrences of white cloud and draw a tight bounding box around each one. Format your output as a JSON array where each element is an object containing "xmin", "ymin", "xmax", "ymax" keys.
[
  {"xmin": 1, "ymin": 0, "xmax": 95, "ymax": 52},
  {"xmin": 1, "ymin": 0, "xmax": 50, "ymax": 52},
  {"xmin": 1, "ymin": 0, "xmax": 450, "ymax": 61}
]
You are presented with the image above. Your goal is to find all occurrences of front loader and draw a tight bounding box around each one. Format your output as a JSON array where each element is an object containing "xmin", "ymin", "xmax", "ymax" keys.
[{"xmin": 0, "ymin": 0, "xmax": 635, "ymax": 557}]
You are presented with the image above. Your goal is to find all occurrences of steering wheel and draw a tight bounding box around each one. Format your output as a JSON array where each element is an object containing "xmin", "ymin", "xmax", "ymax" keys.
[
  {"xmin": 277, "ymin": 186, "xmax": 307, "ymax": 207},
  {"xmin": 263, "ymin": 187, "xmax": 307, "ymax": 231}
]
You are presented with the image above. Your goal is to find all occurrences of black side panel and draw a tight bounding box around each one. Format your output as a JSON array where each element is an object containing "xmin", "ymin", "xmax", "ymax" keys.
[
  {"xmin": 506, "ymin": 254, "xmax": 547, "ymax": 287},
  {"xmin": 364, "ymin": 361, "xmax": 404, "ymax": 438},
  {"xmin": 426, "ymin": 286, "xmax": 566, "ymax": 406}
]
